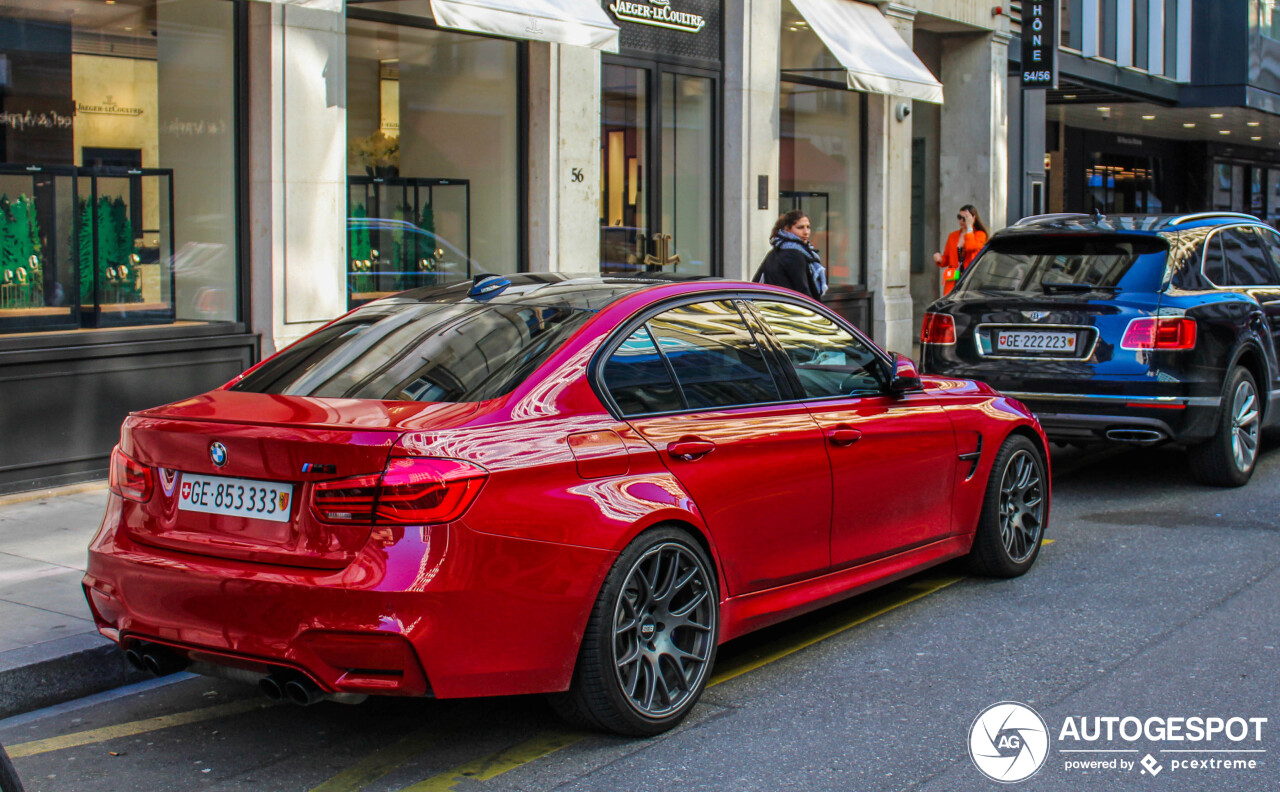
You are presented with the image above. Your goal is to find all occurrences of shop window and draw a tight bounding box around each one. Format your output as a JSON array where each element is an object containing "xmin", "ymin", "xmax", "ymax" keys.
[
  {"xmin": 345, "ymin": 19, "xmax": 519, "ymax": 308},
  {"xmin": 0, "ymin": 0, "xmax": 239, "ymax": 335},
  {"xmin": 779, "ymin": 82, "xmax": 863, "ymax": 287}
]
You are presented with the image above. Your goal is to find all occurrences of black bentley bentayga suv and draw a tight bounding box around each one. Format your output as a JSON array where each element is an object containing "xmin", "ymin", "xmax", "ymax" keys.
[{"xmin": 921, "ymin": 212, "xmax": 1280, "ymax": 487}]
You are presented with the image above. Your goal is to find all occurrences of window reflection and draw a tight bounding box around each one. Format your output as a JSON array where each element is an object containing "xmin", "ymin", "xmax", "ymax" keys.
[
  {"xmin": 233, "ymin": 302, "xmax": 589, "ymax": 403},
  {"xmin": 646, "ymin": 301, "xmax": 780, "ymax": 409},
  {"xmin": 752, "ymin": 301, "xmax": 884, "ymax": 398}
]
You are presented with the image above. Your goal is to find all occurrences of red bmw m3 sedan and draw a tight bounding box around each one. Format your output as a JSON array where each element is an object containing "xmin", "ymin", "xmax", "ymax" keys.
[{"xmin": 84, "ymin": 274, "xmax": 1050, "ymax": 735}]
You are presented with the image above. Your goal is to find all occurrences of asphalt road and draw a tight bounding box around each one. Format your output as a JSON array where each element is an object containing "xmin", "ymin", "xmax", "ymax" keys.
[{"xmin": 2, "ymin": 441, "xmax": 1278, "ymax": 792}]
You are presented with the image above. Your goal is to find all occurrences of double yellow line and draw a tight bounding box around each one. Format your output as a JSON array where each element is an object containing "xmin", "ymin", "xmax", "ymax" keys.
[{"xmin": 6, "ymin": 543, "xmax": 1054, "ymax": 790}]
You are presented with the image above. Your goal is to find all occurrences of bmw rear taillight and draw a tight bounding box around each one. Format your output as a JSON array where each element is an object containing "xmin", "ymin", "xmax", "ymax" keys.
[
  {"xmin": 1121, "ymin": 317, "xmax": 1197, "ymax": 350},
  {"xmin": 109, "ymin": 446, "xmax": 153, "ymax": 502},
  {"xmin": 312, "ymin": 474, "xmax": 381, "ymax": 523},
  {"xmin": 311, "ymin": 458, "xmax": 488, "ymax": 525},
  {"xmin": 921, "ymin": 312, "xmax": 957, "ymax": 345}
]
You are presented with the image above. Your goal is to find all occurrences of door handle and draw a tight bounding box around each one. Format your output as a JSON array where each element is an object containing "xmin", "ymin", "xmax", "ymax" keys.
[
  {"xmin": 826, "ymin": 427, "xmax": 863, "ymax": 447},
  {"xmin": 667, "ymin": 439, "xmax": 715, "ymax": 460}
]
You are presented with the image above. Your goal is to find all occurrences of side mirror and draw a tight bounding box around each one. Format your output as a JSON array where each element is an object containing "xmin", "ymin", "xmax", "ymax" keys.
[{"xmin": 888, "ymin": 353, "xmax": 923, "ymax": 393}]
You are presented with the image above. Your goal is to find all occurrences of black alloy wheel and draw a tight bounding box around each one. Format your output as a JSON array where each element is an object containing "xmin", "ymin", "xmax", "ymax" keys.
[
  {"xmin": 551, "ymin": 526, "xmax": 718, "ymax": 736},
  {"xmin": 1189, "ymin": 366, "xmax": 1260, "ymax": 487},
  {"xmin": 969, "ymin": 434, "xmax": 1048, "ymax": 578}
]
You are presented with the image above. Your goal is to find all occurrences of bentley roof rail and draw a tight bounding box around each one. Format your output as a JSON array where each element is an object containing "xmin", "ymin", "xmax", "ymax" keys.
[
  {"xmin": 1167, "ymin": 212, "xmax": 1261, "ymax": 226},
  {"xmin": 1013, "ymin": 213, "xmax": 1092, "ymax": 227}
]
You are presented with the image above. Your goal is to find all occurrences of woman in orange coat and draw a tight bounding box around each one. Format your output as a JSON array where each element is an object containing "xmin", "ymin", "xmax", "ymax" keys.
[{"xmin": 933, "ymin": 204, "xmax": 988, "ymax": 295}]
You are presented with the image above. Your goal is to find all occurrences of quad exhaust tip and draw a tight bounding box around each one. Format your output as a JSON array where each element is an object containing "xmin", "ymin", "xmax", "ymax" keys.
[
  {"xmin": 125, "ymin": 643, "xmax": 189, "ymax": 677},
  {"xmin": 1105, "ymin": 428, "xmax": 1166, "ymax": 445}
]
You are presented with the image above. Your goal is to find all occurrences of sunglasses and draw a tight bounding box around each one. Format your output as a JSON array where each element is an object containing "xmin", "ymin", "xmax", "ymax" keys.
[{"xmin": 957, "ymin": 214, "xmax": 965, "ymax": 221}]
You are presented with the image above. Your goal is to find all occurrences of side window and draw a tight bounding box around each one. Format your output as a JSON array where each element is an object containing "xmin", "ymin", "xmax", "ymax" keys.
[
  {"xmin": 1237, "ymin": 227, "xmax": 1280, "ymax": 286},
  {"xmin": 751, "ymin": 300, "xmax": 887, "ymax": 398},
  {"xmin": 645, "ymin": 301, "xmax": 782, "ymax": 410},
  {"xmin": 1220, "ymin": 228, "xmax": 1277, "ymax": 287},
  {"xmin": 601, "ymin": 327, "xmax": 684, "ymax": 416},
  {"xmin": 1202, "ymin": 232, "xmax": 1227, "ymax": 286}
]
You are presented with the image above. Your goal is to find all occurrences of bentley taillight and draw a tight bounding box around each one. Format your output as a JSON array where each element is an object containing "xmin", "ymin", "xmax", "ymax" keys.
[
  {"xmin": 311, "ymin": 458, "xmax": 488, "ymax": 525},
  {"xmin": 921, "ymin": 312, "xmax": 957, "ymax": 345},
  {"xmin": 1121, "ymin": 317, "xmax": 1197, "ymax": 350}
]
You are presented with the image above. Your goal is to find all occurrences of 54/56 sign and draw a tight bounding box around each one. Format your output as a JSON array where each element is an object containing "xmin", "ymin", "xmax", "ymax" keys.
[{"xmin": 1021, "ymin": 0, "xmax": 1059, "ymax": 89}]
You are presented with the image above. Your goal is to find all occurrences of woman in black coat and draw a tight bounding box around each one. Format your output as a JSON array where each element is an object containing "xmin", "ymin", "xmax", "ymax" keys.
[{"xmin": 752, "ymin": 210, "xmax": 827, "ymax": 300}]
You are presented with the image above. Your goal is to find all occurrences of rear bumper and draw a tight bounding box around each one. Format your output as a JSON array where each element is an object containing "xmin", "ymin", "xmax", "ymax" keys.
[
  {"xmin": 1003, "ymin": 391, "xmax": 1222, "ymax": 444},
  {"xmin": 83, "ymin": 495, "xmax": 614, "ymax": 699}
]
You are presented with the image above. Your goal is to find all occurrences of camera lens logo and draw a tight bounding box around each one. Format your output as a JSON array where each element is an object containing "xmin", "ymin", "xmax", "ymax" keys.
[{"xmin": 968, "ymin": 701, "xmax": 1050, "ymax": 783}]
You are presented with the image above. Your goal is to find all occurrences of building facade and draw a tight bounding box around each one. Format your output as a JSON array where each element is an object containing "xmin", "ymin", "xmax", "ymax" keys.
[
  {"xmin": 0, "ymin": 0, "xmax": 1012, "ymax": 494},
  {"xmin": 1009, "ymin": 0, "xmax": 1280, "ymax": 226}
]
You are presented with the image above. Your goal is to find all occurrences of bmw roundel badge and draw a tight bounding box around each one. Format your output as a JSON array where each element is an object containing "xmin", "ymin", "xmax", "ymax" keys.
[{"xmin": 210, "ymin": 442, "xmax": 228, "ymax": 468}]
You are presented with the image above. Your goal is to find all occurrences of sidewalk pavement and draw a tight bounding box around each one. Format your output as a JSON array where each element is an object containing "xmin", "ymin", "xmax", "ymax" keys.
[{"xmin": 0, "ymin": 484, "xmax": 146, "ymax": 719}]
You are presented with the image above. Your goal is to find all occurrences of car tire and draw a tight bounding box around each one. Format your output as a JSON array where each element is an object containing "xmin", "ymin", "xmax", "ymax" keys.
[
  {"xmin": 1189, "ymin": 366, "xmax": 1260, "ymax": 488},
  {"xmin": 550, "ymin": 526, "xmax": 718, "ymax": 736},
  {"xmin": 968, "ymin": 434, "xmax": 1048, "ymax": 578}
]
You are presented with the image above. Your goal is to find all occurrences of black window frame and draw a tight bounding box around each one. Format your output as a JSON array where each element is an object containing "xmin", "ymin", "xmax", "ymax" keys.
[{"xmin": 589, "ymin": 291, "xmax": 894, "ymax": 419}]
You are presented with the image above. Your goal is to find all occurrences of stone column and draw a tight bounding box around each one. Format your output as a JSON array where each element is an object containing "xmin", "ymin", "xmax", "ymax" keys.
[
  {"xmin": 723, "ymin": 0, "xmax": 781, "ymax": 281},
  {"xmin": 863, "ymin": 3, "xmax": 917, "ymax": 354},
  {"xmin": 527, "ymin": 43, "xmax": 602, "ymax": 274},
  {"xmin": 939, "ymin": 30, "xmax": 1010, "ymax": 239},
  {"xmin": 247, "ymin": 1, "xmax": 347, "ymax": 355}
]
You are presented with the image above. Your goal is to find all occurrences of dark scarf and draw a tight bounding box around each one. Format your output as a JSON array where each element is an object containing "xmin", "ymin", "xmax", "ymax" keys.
[{"xmin": 771, "ymin": 229, "xmax": 827, "ymax": 295}]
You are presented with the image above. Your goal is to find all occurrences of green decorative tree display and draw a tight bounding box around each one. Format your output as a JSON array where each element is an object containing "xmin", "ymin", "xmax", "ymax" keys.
[
  {"xmin": 0, "ymin": 194, "xmax": 44, "ymax": 309},
  {"xmin": 77, "ymin": 196, "xmax": 141, "ymax": 306}
]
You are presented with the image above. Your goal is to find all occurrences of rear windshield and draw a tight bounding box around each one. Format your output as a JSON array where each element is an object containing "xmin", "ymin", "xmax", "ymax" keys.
[
  {"xmin": 958, "ymin": 235, "xmax": 1168, "ymax": 295},
  {"xmin": 232, "ymin": 302, "xmax": 591, "ymax": 402}
]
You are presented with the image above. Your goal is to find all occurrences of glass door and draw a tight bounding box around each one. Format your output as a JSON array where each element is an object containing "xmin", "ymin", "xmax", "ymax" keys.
[
  {"xmin": 601, "ymin": 62, "xmax": 718, "ymax": 276},
  {"xmin": 601, "ymin": 65, "xmax": 649, "ymax": 273}
]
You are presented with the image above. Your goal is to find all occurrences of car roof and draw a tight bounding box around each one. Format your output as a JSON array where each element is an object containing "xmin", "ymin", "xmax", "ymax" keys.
[
  {"xmin": 998, "ymin": 212, "xmax": 1270, "ymax": 238},
  {"xmin": 368, "ymin": 272, "xmax": 723, "ymax": 312}
]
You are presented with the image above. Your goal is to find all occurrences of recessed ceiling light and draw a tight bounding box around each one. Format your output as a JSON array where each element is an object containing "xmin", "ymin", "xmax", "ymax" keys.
[
  {"xmin": 1183, "ymin": 123, "xmax": 1197, "ymax": 128},
  {"xmin": 1097, "ymin": 106, "xmax": 1111, "ymax": 112},
  {"xmin": 1064, "ymin": 94, "xmax": 1077, "ymax": 99},
  {"xmin": 1253, "ymin": 136, "xmax": 1263, "ymax": 141},
  {"xmin": 1220, "ymin": 130, "xmax": 1232, "ymax": 135},
  {"xmin": 1210, "ymin": 113, "xmax": 1225, "ymax": 119},
  {"xmin": 1248, "ymin": 121, "xmax": 1262, "ymax": 127},
  {"xmin": 1142, "ymin": 115, "xmax": 1156, "ymax": 120}
]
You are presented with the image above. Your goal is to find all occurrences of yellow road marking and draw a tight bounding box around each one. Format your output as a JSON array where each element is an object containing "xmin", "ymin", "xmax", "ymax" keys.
[
  {"xmin": 708, "ymin": 574, "xmax": 963, "ymax": 688},
  {"xmin": 308, "ymin": 727, "xmax": 439, "ymax": 792},
  {"xmin": 6, "ymin": 699, "xmax": 275, "ymax": 759},
  {"xmin": 397, "ymin": 730, "xmax": 587, "ymax": 792},
  {"xmin": 392, "ymin": 565, "xmax": 997, "ymax": 791}
]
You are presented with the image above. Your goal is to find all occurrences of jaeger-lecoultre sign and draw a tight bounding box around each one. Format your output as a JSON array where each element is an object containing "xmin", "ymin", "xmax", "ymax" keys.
[{"xmin": 608, "ymin": 0, "xmax": 706, "ymax": 34}]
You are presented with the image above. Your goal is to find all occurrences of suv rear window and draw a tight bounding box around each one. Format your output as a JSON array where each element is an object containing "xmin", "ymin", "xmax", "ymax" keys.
[
  {"xmin": 232, "ymin": 302, "xmax": 590, "ymax": 402},
  {"xmin": 959, "ymin": 236, "xmax": 1168, "ymax": 295}
]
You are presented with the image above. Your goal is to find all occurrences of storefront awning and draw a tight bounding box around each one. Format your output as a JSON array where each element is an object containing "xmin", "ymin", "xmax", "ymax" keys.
[
  {"xmin": 788, "ymin": 0, "xmax": 943, "ymax": 104},
  {"xmin": 429, "ymin": 0, "xmax": 620, "ymax": 51}
]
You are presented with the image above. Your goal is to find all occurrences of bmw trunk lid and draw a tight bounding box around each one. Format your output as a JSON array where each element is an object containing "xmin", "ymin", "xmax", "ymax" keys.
[{"xmin": 118, "ymin": 391, "xmax": 477, "ymax": 568}]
